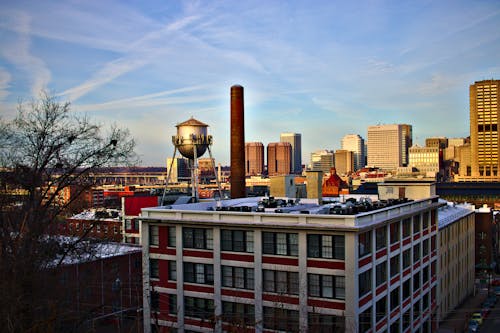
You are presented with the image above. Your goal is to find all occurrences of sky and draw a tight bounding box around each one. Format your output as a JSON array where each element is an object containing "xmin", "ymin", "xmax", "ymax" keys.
[{"xmin": 0, "ymin": 0, "xmax": 499, "ymax": 166}]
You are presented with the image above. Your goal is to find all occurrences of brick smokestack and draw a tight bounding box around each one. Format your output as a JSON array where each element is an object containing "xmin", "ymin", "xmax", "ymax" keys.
[{"xmin": 230, "ymin": 85, "xmax": 246, "ymax": 198}]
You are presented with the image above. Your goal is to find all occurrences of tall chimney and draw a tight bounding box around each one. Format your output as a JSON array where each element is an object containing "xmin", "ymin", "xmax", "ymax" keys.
[{"xmin": 230, "ymin": 85, "xmax": 246, "ymax": 198}]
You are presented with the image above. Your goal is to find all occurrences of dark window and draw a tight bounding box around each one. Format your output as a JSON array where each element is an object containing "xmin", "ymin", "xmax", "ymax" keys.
[
  {"xmin": 168, "ymin": 261, "xmax": 177, "ymax": 281},
  {"xmin": 403, "ymin": 279, "xmax": 411, "ymax": 300},
  {"xmin": 402, "ymin": 218, "xmax": 411, "ymax": 238},
  {"xmin": 390, "ymin": 287, "xmax": 399, "ymax": 310},
  {"xmin": 413, "ymin": 215, "xmax": 420, "ymax": 234},
  {"xmin": 185, "ymin": 296, "xmax": 214, "ymax": 320},
  {"xmin": 402, "ymin": 249, "xmax": 411, "ymax": 269},
  {"xmin": 308, "ymin": 274, "xmax": 345, "ymax": 300},
  {"xmin": 413, "ymin": 243, "xmax": 421, "ymax": 262},
  {"xmin": 221, "ymin": 229, "xmax": 254, "ymax": 253},
  {"xmin": 359, "ymin": 231, "xmax": 372, "ymax": 257},
  {"xmin": 168, "ymin": 226, "xmax": 176, "ymax": 247},
  {"xmin": 376, "ymin": 296, "xmax": 387, "ymax": 322},
  {"xmin": 422, "ymin": 266, "xmax": 429, "ymax": 285},
  {"xmin": 422, "ymin": 292, "xmax": 429, "ymax": 311},
  {"xmin": 263, "ymin": 270, "xmax": 299, "ymax": 295},
  {"xmin": 221, "ymin": 266, "xmax": 254, "ymax": 290},
  {"xmin": 413, "ymin": 271, "xmax": 420, "ymax": 291},
  {"xmin": 376, "ymin": 226, "xmax": 387, "ymax": 250},
  {"xmin": 308, "ymin": 234, "xmax": 345, "ymax": 259},
  {"xmin": 359, "ymin": 269, "xmax": 372, "ymax": 296},
  {"xmin": 183, "ymin": 227, "xmax": 213, "ymax": 250},
  {"xmin": 422, "ymin": 239, "xmax": 429, "ymax": 257},
  {"xmin": 151, "ymin": 291, "xmax": 159, "ymax": 311},
  {"xmin": 308, "ymin": 313, "xmax": 345, "ymax": 333},
  {"xmin": 150, "ymin": 259, "xmax": 159, "ymax": 279},
  {"xmin": 263, "ymin": 307, "xmax": 299, "ymax": 332},
  {"xmin": 376, "ymin": 262, "xmax": 387, "ymax": 286},
  {"xmin": 263, "ymin": 232, "xmax": 298, "ymax": 256},
  {"xmin": 390, "ymin": 320, "xmax": 400, "ymax": 333},
  {"xmin": 413, "ymin": 299, "xmax": 420, "ymax": 321},
  {"xmin": 168, "ymin": 294, "xmax": 177, "ymax": 314},
  {"xmin": 390, "ymin": 222, "xmax": 400, "ymax": 244},
  {"xmin": 390, "ymin": 255, "xmax": 400, "ymax": 277},
  {"xmin": 222, "ymin": 301, "xmax": 255, "ymax": 327},
  {"xmin": 183, "ymin": 262, "xmax": 214, "ymax": 285},
  {"xmin": 150, "ymin": 225, "xmax": 159, "ymax": 246},
  {"xmin": 403, "ymin": 310, "xmax": 410, "ymax": 330},
  {"xmin": 359, "ymin": 307, "xmax": 372, "ymax": 333}
]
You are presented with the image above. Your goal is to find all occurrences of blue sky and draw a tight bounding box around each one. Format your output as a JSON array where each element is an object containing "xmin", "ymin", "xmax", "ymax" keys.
[{"xmin": 0, "ymin": 0, "xmax": 499, "ymax": 166}]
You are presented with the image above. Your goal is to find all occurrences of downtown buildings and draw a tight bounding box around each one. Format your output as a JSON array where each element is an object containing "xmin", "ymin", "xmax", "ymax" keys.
[
  {"xmin": 342, "ymin": 134, "xmax": 366, "ymax": 172},
  {"xmin": 367, "ymin": 124, "xmax": 412, "ymax": 172},
  {"xmin": 470, "ymin": 79, "xmax": 500, "ymax": 180},
  {"xmin": 280, "ymin": 133, "xmax": 302, "ymax": 174}
]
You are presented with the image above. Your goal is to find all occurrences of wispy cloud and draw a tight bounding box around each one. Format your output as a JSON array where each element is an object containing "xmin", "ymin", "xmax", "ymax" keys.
[{"xmin": 0, "ymin": 11, "xmax": 51, "ymax": 97}]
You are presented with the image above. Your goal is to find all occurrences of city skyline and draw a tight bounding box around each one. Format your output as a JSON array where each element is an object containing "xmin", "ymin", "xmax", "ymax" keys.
[{"xmin": 0, "ymin": 1, "xmax": 499, "ymax": 166}]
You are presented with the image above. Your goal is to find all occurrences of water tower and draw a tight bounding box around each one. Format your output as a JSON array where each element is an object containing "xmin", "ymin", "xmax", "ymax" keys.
[{"xmin": 163, "ymin": 117, "xmax": 222, "ymax": 203}]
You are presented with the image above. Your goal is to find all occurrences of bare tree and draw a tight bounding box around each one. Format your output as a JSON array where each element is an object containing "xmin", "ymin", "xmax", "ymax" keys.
[{"xmin": 0, "ymin": 93, "xmax": 137, "ymax": 332}]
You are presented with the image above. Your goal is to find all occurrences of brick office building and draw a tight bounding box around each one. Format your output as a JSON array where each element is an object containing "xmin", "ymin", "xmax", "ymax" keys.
[{"xmin": 139, "ymin": 193, "xmax": 443, "ymax": 333}]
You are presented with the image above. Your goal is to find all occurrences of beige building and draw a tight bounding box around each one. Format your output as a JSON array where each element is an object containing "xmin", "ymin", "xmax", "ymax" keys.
[
  {"xmin": 470, "ymin": 79, "xmax": 500, "ymax": 180},
  {"xmin": 334, "ymin": 149, "xmax": 354, "ymax": 175},
  {"xmin": 309, "ymin": 150, "xmax": 334, "ymax": 174},
  {"xmin": 280, "ymin": 133, "xmax": 302, "ymax": 174},
  {"xmin": 367, "ymin": 124, "xmax": 412, "ymax": 171},
  {"xmin": 341, "ymin": 134, "xmax": 366, "ymax": 171},
  {"xmin": 425, "ymin": 137, "xmax": 448, "ymax": 149}
]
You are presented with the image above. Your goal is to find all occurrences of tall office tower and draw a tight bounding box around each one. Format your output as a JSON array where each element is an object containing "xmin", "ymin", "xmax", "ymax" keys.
[
  {"xmin": 280, "ymin": 133, "xmax": 302, "ymax": 174},
  {"xmin": 334, "ymin": 149, "xmax": 354, "ymax": 175},
  {"xmin": 245, "ymin": 142, "xmax": 265, "ymax": 176},
  {"xmin": 166, "ymin": 157, "xmax": 189, "ymax": 183},
  {"xmin": 267, "ymin": 142, "xmax": 292, "ymax": 176},
  {"xmin": 310, "ymin": 150, "xmax": 334, "ymax": 174},
  {"xmin": 367, "ymin": 124, "xmax": 413, "ymax": 171},
  {"xmin": 470, "ymin": 79, "xmax": 500, "ymax": 179},
  {"xmin": 341, "ymin": 134, "xmax": 365, "ymax": 171}
]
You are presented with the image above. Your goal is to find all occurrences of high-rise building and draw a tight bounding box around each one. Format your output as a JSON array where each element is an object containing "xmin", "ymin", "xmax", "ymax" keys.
[
  {"xmin": 341, "ymin": 134, "xmax": 365, "ymax": 171},
  {"xmin": 166, "ymin": 157, "xmax": 189, "ymax": 183},
  {"xmin": 334, "ymin": 149, "xmax": 354, "ymax": 175},
  {"xmin": 280, "ymin": 133, "xmax": 302, "ymax": 174},
  {"xmin": 245, "ymin": 142, "xmax": 265, "ymax": 176},
  {"xmin": 470, "ymin": 79, "xmax": 500, "ymax": 179},
  {"xmin": 409, "ymin": 145, "xmax": 441, "ymax": 176},
  {"xmin": 267, "ymin": 142, "xmax": 292, "ymax": 176},
  {"xmin": 367, "ymin": 124, "xmax": 413, "ymax": 171},
  {"xmin": 309, "ymin": 150, "xmax": 334, "ymax": 174}
]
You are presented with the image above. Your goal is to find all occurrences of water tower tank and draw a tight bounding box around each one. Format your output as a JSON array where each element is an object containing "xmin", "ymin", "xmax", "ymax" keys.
[{"xmin": 173, "ymin": 117, "xmax": 211, "ymax": 159}]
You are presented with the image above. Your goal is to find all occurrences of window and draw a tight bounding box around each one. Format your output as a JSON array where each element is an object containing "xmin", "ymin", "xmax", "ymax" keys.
[
  {"xmin": 168, "ymin": 261, "xmax": 177, "ymax": 281},
  {"xmin": 308, "ymin": 274, "xmax": 345, "ymax": 299},
  {"xmin": 422, "ymin": 292, "xmax": 429, "ymax": 311},
  {"xmin": 390, "ymin": 255, "xmax": 400, "ymax": 277},
  {"xmin": 413, "ymin": 271, "xmax": 420, "ymax": 291},
  {"xmin": 403, "ymin": 310, "xmax": 410, "ymax": 330},
  {"xmin": 413, "ymin": 215, "xmax": 420, "ymax": 234},
  {"xmin": 402, "ymin": 218, "xmax": 411, "ymax": 238},
  {"xmin": 403, "ymin": 249, "xmax": 411, "ymax": 269},
  {"xmin": 422, "ymin": 239, "xmax": 429, "ymax": 257},
  {"xmin": 390, "ymin": 222, "xmax": 400, "ymax": 244},
  {"xmin": 221, "ymin": 229, "xmax": 254, "ymax": 252},
  {"xmin": 390, "ymin": 287, "xmax": 399, "ymax": 310},
  {"xmin": 308, "ymin": 313, "xmax": 345, "ymax": 333},
  {"xmin": 150, "ymin": 259, "xmax": 159, "ymax": 279},
  {"xmin": 168, "ymin": 294, "xmax": 177, "ymax": 315},
  {"xmin": 390, "ymin": 320, "xmax": 400, "ymax": 333},
  {"xmin": 359, "ymin": 231, "xmax": 372, "ymax": 257},
  {"xmin": 168, "ymin": 226, "xmax": 176, "ymax": 247},
  {"xmin": 413, "ymin": 243, "xmax": 421, "ymax": 262},
  {"xmin": 185, "ymin": 297, "xmax": 214, "ymax": 320},
  {"xmin": 376, "ymin": 262, "xmax": 387, "ymax": 286},
  {"xmin": 422, "ymin": 212, "xmax": 429, "ymax": 230},
  {"xmin": 183, "ymin": 227, "xmax": 213, "ymax": 250},
  {"xmin": 222, "ymin": 266, "xmax": 254, "ymax": 290},
  {"xmin": 376, "ymin": 296, "xmax": 387, "ymax": 322},
  {"xmin": 151, "ymin": 291, "xmax": 159, "ymax": 311},
  {"xmin": 263, "ymin": 307, "xmax": 299, "ymax": 332},
  {"xmin": 359, "ymin": 269, "xmax": 372, "ymax": 296},
  {"xmin": 307, "ymin": 234, "xmax": 345, "ymax": 259},
  {"xmin": 149, "ymin": 225, "xmax": 159, "ymax": 246},
  {"xmin": 403, "ymin": 279, "xmax": 411, "ymax": 300},
  {"xmin": 422, "ymin": 266, "xmax": 429, "ymax": 285},
  {"xmin": 184, "ymin": 262, "xmax": 214, "ymax": 285},
  {"xmin": 263, "ymin": 270, "xmax": 299, "ymax": 295},
  {"xmin": 222, "ymin": 301, "xmax": 255, "ymax": 326},
  {"xmin": 413, "ymin": 299, "xmax": 420, "ymax": 321},
  {"xmin": 263, "ymin": 232, "xmax": 298, "ymax": 256},
  {"xmin": 359, "ymin": 307, "xmax": 372, "ymax": 333},
  {"xmin": 376, "ymin": 226, "xmax": 387, "ymax": 250}
]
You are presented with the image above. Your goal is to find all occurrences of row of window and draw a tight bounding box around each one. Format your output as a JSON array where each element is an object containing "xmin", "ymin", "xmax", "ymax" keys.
[
  {"xmin": 151, "ymin": 260, "xmax": 345, "ymax": 299},
  {"xmin": 150, "ymin": 226, "xmax": 345, "ymax": 259}
]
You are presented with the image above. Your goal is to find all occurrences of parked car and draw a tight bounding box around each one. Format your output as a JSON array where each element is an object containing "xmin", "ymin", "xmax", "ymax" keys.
[
  {"xmin": 471, "ymin": 312, "xmax": 483, "ymax": 325},
  {"xmin": 468, "ymin": 319, "xmax": 480, "ymax": 332}
]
